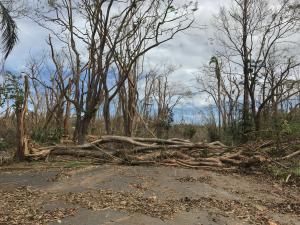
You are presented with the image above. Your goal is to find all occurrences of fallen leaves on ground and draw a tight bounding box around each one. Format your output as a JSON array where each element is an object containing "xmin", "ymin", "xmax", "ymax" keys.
[
  {"xmin": 0, "ymin": 185, "xmax": 298, "ymax": 225},
  {"xmin": 0, "ymin": 187, "xmax": 77, "ymax": 225},
  {"xmin": 176, "ymin": 175, "xmax": 212, "ymax": 183},
  {"xmin": 61, "ymin": 189, "xmax": 181, "ymax": 219}
]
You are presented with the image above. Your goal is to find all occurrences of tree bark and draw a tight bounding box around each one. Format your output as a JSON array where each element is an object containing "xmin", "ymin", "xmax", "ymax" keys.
[
  {"xmin": 103, "ymin": 95, "xmax": 112, "ymax": 135},
  {"xmin": 75, "ymin": 116, "xmax": 92, "ymax": 144},
  {"xmin": 16, "ymin": 76, "xmax": 29, "ymax": 161},
  {"xmin": 242, "ymin": 0, "xmax": 251, "ymax": 140},
  {"xmin": 64, "ymin": 78, "xmax": 72, "ymax": 136},
  {"xmin": 254, "ymin": 111, "xmax": 261, "ymax": 132}
]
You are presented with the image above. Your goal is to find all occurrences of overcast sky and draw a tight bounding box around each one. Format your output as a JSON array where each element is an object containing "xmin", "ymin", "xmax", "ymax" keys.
[{"xmin": 4, "ymin": 0, "xmax": 231, "ymax": 123}]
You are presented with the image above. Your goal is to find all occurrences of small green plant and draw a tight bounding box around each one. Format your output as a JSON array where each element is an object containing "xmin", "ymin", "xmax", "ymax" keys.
[
  {"xmin": 201, "ymin": 148, "xmax": 209, "ymax": 158},
  {"xmin": 291, "ymin": 166, "xmax": 300, "ymax": 177},
  {"xmin": 31, "ymin": 127, "xmax": 63, "ymax": 144},
  {"xmin": 267, "ymin": 165, "xmax": 300, "ymax": 181},
  {"xmin": 288, "ymin": 121, "xmax": 300, "ymax": 138},
  {"xmin": 183, "ymin": 125, "xmax": 197, "ymax": 139},
  {"xmin": 64, "ymin": 161, "xmax": 90, "ymax": 168},
  {"xmin": 206, "ymin": 124, "xmax": 220, "ymax": 142},
  {"xmin": 280, "ymin": 120, "xmax": 292, "ymax": 135},
  {"xmin": 0, "ymin": 139, "xmax": 9, "ymax": 151}
]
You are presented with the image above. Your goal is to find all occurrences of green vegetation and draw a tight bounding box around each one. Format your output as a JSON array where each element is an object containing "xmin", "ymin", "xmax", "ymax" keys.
[
  {"xmin": 31, "ymin": 127, "xmax": 63, "ymax": 144},
  {"xmin": 63, "ymin": 161, "xmax": 91, "ymax": 169},
  {"xmin": 266, "ymin": 164, "xmax": 300, "ymax": 181},
  {"xmin": 183, "ymin": 125, "xmax": 197, "ymax": 139},
  {"xmin": 0, "ymin": 140, "xmax": 9, "ymax": 151}
]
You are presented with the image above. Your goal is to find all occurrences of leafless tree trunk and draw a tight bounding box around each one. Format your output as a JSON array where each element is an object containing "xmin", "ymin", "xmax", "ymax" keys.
[
  {"xmin": 16, "ymin": 76, "xmax": 29, "ymax": 161},
  {"xmin": 64, "ymin": 78, "xmax": 72, "ymax": 136}
]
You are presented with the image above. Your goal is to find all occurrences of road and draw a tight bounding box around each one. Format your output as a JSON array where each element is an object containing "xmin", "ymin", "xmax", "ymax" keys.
[{"xmin": 0, "ymin": 164, "xmax": 299, "ymax": 225}]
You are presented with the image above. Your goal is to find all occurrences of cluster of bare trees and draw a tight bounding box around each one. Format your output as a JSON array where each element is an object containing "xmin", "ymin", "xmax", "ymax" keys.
[
  {"xmin": 139, "ymin": 66, "xmax": 192, "ymax": 137},
  {"xmin": 26, "ymin": 0, "xmax": 194, "ymax": 144},
  {"xmin": 20, "ymin": 56, "xmax": 190, "ymax": 142},
  {"xmin": 1, "ymin": 0, "xmax": 300, "ymax": 161},
  {"xmin": 0, "ymin": 0, "xmax": 195, "ymax": 161},
  {"xmin": 197, "ymin": 0, "xmax": 300, "ymax": 140}
]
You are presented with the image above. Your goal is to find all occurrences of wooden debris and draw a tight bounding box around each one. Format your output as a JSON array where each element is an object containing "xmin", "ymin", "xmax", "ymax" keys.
[
  {"xmin": 281, "ymin": 149, "xmax": 300, "ymax": 160},
  {"xmin": 25, "ymin": 135, "xmax": 271, "ymax": 170}
]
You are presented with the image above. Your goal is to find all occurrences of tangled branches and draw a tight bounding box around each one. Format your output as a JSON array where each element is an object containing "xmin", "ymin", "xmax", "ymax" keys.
[{"xmin": 27, "ymin": 135, "xmax": 269, "ymax": 170}]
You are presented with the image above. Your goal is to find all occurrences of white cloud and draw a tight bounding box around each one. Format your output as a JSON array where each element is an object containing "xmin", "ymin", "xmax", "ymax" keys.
[{"xmin": 5, "ymin": 17, "xmax": 49, "ymax": 71}]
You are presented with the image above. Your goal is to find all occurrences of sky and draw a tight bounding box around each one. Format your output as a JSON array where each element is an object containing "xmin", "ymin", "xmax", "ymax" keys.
[{"xmin": 4, "ymin": 0, "xmax": 231, "ymax": 123}]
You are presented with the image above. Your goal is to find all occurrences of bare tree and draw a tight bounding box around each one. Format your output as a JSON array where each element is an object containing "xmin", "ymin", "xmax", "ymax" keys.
[
  {"xmin": 215, "ymin": 0, "xmax": 300, "ymax": 135},
  {"xmin": 145, "ymin": 66, "xmax": 191, "ymax": 137},
  {"xmin": 15, "ymin": 75, "xmax": 29, "ymax": 160},
  {"xmin": 209, "ymin": 56, "xmax": 222, "ymax": 136},
  {"xmin": 196, "ymin": 58, "xmax": 242, "ymax": 138},
  {"xmin": 253, "ymin": 49, "xmax": 300, "ymax": 131}
]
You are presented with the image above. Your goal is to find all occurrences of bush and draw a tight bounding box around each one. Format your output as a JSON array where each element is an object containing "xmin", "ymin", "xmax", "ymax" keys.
[
  {"xmin": 183, "ymin": 125, "xmax": 197, "ymax": 139},
  {"xmin": 31, "ymin": 127, "xmax": 63, "ymax": 144},
  {"xmin": 280, "ymin": 120, "xmax": 292, "ymax": 135},
  {"xmin": 0, "ymin": 139, "xmax": 9, "ymax": 151},
  {"xmin": 0, "ymin": 118, "xmax": 17, "ymax": 148},
  {"xmin": 206, "ymin": 124, "xmax": 220, "ymax": 142}
]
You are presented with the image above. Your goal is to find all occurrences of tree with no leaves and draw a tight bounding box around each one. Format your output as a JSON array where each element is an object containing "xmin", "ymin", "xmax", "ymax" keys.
[
  {"xmin": 34, "ymin": 0, "xmax": 194, "ymax": 143},
  {"xmin": 214, "ymin": 0, "xmax": 300, "ymax": 137}
]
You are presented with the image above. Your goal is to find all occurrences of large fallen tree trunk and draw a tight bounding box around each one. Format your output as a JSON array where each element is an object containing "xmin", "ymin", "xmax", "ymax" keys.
[
  {"xmin": 92, "ymin": 136, "xmax": 154, "ymax": 147},
  {"xmin": 130, "ymin": 144, "xmax": 202, "ymax": 154},
  {"xmin": 131, "ymin": 137, "xmax": 194, "ymax": 145},
  {"xmin": 27, "ymin": 135, "xmax": 268, "ymax": 170},
  {"xmin": 52, "ymin": 149, "xmax": 106, "ymax": 158}
]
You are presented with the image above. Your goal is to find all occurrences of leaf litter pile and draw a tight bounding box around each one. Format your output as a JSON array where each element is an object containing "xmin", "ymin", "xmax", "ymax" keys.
[
  {"xmin": 176, "ymin": 175, "xmax": 212, "ymax": 183},
  {"xmin": 0, "ymin": 187, "xmax": 77, "ymax": 225},
  {"xmin": 1, "ymin": 184, "xmax": 299, "ymax": 225},
  {"xmin": 60, "ymin": 190, "xmax": 181, "ymax": 219}
]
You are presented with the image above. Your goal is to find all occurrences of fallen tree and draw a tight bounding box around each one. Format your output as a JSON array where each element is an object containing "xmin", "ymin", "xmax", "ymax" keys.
[{"xmin": 25, "ymin": 135, "xmax": 271, "ymax": 170}]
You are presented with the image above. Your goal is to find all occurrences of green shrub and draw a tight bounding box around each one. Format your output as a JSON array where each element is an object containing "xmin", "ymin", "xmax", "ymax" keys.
[
  {"xmin": 0, "ymin": 139, "xmax": 9, "ymax": 151},
  {"xmin": 267, "ymin": 165, "xmax": 300, "ymax": 180},
  {"xmin": 206, "ymin": 124, "xmax": 220, "ymax": 142},
  {"xmin": 280, "ymin": 120, "xmax": 292, "ymax": 135},
  {"xmin": 183, "ymin": 125, "xmax": 197, "ymax": 139},
  {"xmin": 289, "ymin": 121, "xmax": 300, "ymax": 138},
  {"xmin": 31, "ymin": 127, "xmax": 63, "ymax": 144}
]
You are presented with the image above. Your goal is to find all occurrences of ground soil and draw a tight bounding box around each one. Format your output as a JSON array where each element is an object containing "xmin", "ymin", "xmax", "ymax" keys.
[{"xmin": 0, "ymin": 163, "xmax": 299, "ymax": 225}]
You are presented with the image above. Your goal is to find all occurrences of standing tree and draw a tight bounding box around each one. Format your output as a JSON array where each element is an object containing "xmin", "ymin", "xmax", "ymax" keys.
[
  {"xmin": 209, "ymin": 56, "xmax": 221, "ymax": 137},
  {"xmin": 149, "ymin": 66, "xmax": 191, "ymax": 138},
  {"xmin": 215, "ymin": 0, "xmax": 300, "ymax": 137},
  {"xmin": 196, "ymin": 58, "xmax": 243, "ymax": 141},
  {"xmin": 2, "ymin": 72, "xmax": 29, "ymax": 160}
]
